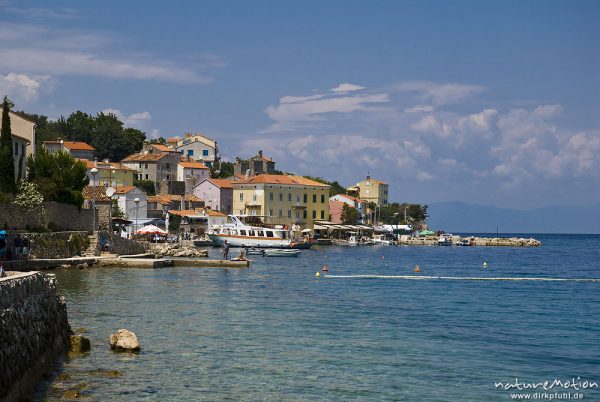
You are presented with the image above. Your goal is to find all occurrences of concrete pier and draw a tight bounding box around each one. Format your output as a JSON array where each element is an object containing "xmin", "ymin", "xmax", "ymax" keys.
[{"xmin": 2, "ymin": 257, "xmax": 97, "ymax": 271}]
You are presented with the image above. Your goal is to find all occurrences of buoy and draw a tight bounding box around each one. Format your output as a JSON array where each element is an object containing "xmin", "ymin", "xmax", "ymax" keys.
[
  {"xmin": 414, "ymin": 265, "xmax": 420, "ymax": 273},
  {"xmin": 315, "ymin": 272, "xmax": 321, "ymax": 278},
  {"xmin": 483, "ymin": 261, "xmax": 488, "ymax": 267},
  {"xmin": 382, "ymin": 256, "xmax": 385, "ymax": 259},
  {"xmin": 322, "ymin": 264, "xmax": 328, "ymax": 273}
]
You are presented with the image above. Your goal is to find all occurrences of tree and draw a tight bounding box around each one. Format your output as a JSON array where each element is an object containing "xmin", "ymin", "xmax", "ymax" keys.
[
  {"xmin": 341, "ymin": 203, "xmax": 360, "ymax": 225},
  {"xmin": 111, "ymin": 199, "xmax": 124, "ymax": 218},
  {"xmin": 211, "ymin": 161, "xmax": 235, "ymax": 178},
  {"xmin": 0, "ymin": 96, "xmax": 16, "ymax": 194},
  {"xmin": 133, "ymin": 179, "xmax": 156, "ymax": 196},
  {"xmin": 26, "ymin": 147, "xmax": 89, "ymax": 208},
  {"xmin": 303, "ymin": 176, "xmax": 346, "ymax": 197},
  {"xmin": 149, "ymin": 137, "xmax": 167, "ymax": 145},
  {"xmin": 379, "ymin": 203, "xmax": 428, "ymax": 225}
]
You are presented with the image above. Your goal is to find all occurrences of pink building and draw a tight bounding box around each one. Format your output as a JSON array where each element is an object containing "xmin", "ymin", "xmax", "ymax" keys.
[{"xmin": 193, "ymin": 178, "xmax": 233, "ymax": 214}]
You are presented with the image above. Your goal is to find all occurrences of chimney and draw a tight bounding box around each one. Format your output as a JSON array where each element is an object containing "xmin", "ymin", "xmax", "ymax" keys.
[
  {"xmin": 185, "ymin": 132, "xmax": 192, "ymax": 138},
  {"xmin": 258, "ymin": 150, "xmax": 263, "ymax": 158},
  {"xmin": 245, "ymin": 169, "xmax": 250, "ymax": 180},
  {"xmin": 366, "ymin": 175, "xmax": 371, "ymax": 180}
]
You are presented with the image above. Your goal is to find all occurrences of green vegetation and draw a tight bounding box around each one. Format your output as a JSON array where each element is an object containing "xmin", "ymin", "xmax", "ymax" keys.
[
  {"xmin": 133, "ymin": 179, "xmax": 156, "ymax": 196},
  {"xmin": 379, "ymin": 203, "xmax": 428, "ymax": 224},
  {"xmin": 19, "ymin": 110, "xmax": 146, "ymax": 162},
  {"xmin": 341, "ymin": 203, "xmax": 360, "ymax": 225},
  {"xmin": 149, "ymin": 137, "xmax": 167, "ymax": 145},
  {"xmin": 111, "ymin": 199, "xmax": 125, "ymax": 218},
  {"xmin": 26, "ymin": 148, "xmax": 89, "ymax": 208},
  {"xmin": 210, "ymin": 161, "xmax": 234, "ymax": 178},
  {"xmin": 302, "ymin": 176, "xmax": 346, "ymax": 197},
  {"xmin": 0, "ymin": 96, "xmax": 16, "ymax": 195}
]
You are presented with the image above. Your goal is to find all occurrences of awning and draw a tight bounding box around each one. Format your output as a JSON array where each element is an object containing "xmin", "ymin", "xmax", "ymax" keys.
[{"xmin": 313, "ymin": 224, "xmax": 329, "ymax": 230}]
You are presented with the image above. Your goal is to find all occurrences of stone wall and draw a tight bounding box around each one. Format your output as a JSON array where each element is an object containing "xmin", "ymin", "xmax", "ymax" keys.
[
  {"xmin": 0, "ymin": 201, "xmax": 94, "ymax": 232},
  {"xmin": 3, "ymin": 231, "xmax": 90, "ymax": 259},
  {"xmin": 0, "ymin": 272, "xmax": 71, "ymax": 401},
  {"xmin": 98, "ymin": 230, "xmax": 148, "ymax": 255}
]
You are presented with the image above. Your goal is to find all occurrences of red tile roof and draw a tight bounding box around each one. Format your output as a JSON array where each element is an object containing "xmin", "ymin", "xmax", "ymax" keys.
[
  {"xmin": 121, "ymin": 153, "xmax": 167, "ymax": 162},
  {"xmin": 179, "ymin": 161, "xmax": 209, "ymax": 169},
  {"xmin": 236, "ymin": 174, "xmax": 328, "ymax": 187},
  {"xmin": 44, "ymin": 140, "xmax": 95, "ymax": 151},
  {"xmin": 168, "ymin": 208, "xmax": 227, "ymax": 217},
  {"xmin": 207, "ymin": 178, "xmax": 234, "ymax": 189},
  {"xmin": 114, "ymin": 186, "xmax": 137, "ymax": 194},
  {"xmin": 152, "ymin": 144, "xmax": 176, "ymax": 152}
]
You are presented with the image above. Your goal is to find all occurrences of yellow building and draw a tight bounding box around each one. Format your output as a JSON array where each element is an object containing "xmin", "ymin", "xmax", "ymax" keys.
[
  {"xmin": 349, "ymin": 175, "xmax": 389, "ymax": 206},
  {"xmin": 232, "ymin": 174, "xmax": 330, "ymax": 229},
  {"xmin": 80, "ymin": 159, "xmax": 136, "ymax": 188}
]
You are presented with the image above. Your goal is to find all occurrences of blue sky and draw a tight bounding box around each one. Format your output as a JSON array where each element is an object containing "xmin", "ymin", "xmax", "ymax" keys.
[{"xmin": 1, "ymin": 0, "xmax": 599, "ymax": 209}]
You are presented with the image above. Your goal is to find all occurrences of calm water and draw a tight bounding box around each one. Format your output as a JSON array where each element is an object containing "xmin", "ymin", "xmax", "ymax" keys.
[{"xmin": 38, "ymin": 234, "xmax": 600, "ymax": 401}]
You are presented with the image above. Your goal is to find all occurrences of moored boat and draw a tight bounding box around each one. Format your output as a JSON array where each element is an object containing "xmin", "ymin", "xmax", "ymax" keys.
[
  {"xmin": 207, "ymin": 215, "xmax": 292, "ymax": 248},
  {"xmin": 264, "ymin": 249, "xmax": 302, "ymax": 257}
]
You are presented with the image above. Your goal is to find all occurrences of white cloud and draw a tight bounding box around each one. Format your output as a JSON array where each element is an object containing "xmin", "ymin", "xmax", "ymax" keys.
[
  {"xmin": 0, "ymin": 21, "xmax": 221, "ymax": 85},
  {"xmin": 393, "ymin": 81, "xmax": 485, "ymax": 105},
  {"xmin": 330, "ymin": 83, "xmax": 366, "ymax": 93},
  {"xmin": 102, "ymin": 108, "xmax": 152, "ymax": 128},
  {"xmin": 0, "ymin": 72, "xmax": 49, "ymax": 103},
  {"xmin": 404, "ymin": 105, "xmax": 434, "ymax": 113}
]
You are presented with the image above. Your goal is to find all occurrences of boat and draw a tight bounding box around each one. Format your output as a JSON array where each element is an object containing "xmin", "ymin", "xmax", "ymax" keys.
[
  {"xmin": 372, "ymin": 234, "xmax": 395, "ymax": 245},
  {"xmin": 437, "ymin": 234, "xmax": 453, "ymax": 246},
  {"xmin": 264, "ymin": 249, "xmax": 301, "ymax": 257},
  {"xmin": 207, "ymin": 215, "xmax": 292, "ymax": 248},
  {"xmin": 290, "ymin": 240, "xmax": 311, "ymax": 249},
  {"xmin": 245, "ymin": 248, "xmax": 265, "ymax": 256}
]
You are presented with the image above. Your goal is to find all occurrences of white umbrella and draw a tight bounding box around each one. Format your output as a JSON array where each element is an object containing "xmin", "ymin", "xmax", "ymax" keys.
[{"xmin": 136, "ymin": 225, "xmax": 167, "ymax": 235}]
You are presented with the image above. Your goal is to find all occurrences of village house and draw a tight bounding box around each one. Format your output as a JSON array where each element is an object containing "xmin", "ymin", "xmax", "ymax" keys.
[
  {"xmin": 10, "ymin": 134, "xmax": 29, "ymax": 181},
  {"xmin": 167, "ymin": 208, "xmax": 228, "ymax": 237},
  {"xmin": 177, "ymin": 161, "xmax": 210, "ymax": 193},
  {"xmin": 43, "ymin": 139, "xmax": 96, "ymax": 160},
  {"xmin": 347, "ymin": 175, "xmax": 389, "ymax": 207},
  {"xmin": 0, "ymin": 108, "xmax": 36, "ymax": 159},
  {"xmin": 112, "ymin": 186, "xmax": 148, "ymax": 222},
  {"xmin": 192, "ymin": 178, "xmax": 234, "ymax": 214},
  {"xmin": 171, "ymin": 133, "xmax": 218, "ymax": 168},
  {"xmin": 79, "ymin": 159, "xmax": 136, "ymax": 187},
  {"xmin": 234, "ymin": 150, "xmax": 276, "ymax": 177},
  {"xmin": 330, "ymin": 194, "xmax": 368, "ymax": 224},
  {"xmin": 147, "ymin": 194, "xmax": 204, "ymax": 218},
  {"xmin": 232, "ymin": 174, "xmax": 330, "ymax": 229},
  {"xmin": 121, "ymin": 152, "xmax": 180, "ymax": 183}
]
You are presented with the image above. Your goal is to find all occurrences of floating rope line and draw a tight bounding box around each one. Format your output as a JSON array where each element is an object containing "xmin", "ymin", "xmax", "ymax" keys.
[{"xmin": 322, "ymin": 274, "xmax": 600, "ymax": 283}]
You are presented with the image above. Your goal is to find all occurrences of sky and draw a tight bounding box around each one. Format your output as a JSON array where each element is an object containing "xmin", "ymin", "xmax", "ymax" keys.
[{"xmin": 1, "ymin": 0, "xmax": 599, "ymax": 209}]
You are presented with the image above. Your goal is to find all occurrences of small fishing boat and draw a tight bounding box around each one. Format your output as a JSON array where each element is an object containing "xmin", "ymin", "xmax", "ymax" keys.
[
  {"xmin": 245, "ymin": 248, "xmax": 265, "ymax": 256},
  {"xmin": 372, "ymin": 234, "xmax": 395, "ymax": 245},
  {"xmin": 264, "ymin": 249, "xmax": 302, "ymax": 257},
  {"xmin": 437, "ymin": 234, "xmax": 453, "ymax": 246}
]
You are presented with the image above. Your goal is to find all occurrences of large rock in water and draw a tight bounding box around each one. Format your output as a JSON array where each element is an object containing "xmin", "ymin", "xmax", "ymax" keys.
[
  {"xmin": 70, "ymin": 334, "xmax": 91, "ymax": 354},
  {"xmin": 109, "ymin": 329, "xmax": 141, "ymax": 353}
]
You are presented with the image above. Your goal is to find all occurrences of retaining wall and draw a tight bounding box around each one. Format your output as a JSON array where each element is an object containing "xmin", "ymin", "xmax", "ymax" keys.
[
  {"xmin": 0, "ymin": 272, "xmax": 71, "ymax": 401},
  {"xmin": 0, "ymin": 201, "xmax": 94, "ymax": 232}
]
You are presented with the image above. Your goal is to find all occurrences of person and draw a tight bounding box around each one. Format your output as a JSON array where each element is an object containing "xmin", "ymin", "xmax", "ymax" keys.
[
  {"xmin": 221, "ymin": 240, "xmax": 230, "ymax": 260},
  {"xmin": 0, "ymin": 237, "xmax": 6, "ymax": 261}
]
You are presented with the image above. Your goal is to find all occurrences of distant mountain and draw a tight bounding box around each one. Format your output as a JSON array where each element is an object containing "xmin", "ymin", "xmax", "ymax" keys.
[{"xmin": 427, "ymin": 202, "xmax": 600, "ymax": 234}]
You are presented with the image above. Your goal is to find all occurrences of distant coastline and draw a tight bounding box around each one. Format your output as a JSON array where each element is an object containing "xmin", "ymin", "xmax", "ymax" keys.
[{"xmin": 427, "ymin": 202, "xmax": 600, "ymax": 234}]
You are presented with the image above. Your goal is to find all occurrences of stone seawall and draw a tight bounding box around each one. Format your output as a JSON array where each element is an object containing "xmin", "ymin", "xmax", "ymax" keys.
[
  {"xmin": 0, "ymin": 272, "xmax": 71, "ymax": 401},
  {"xmin": 98, "ymin": 231, "xmax": 148, "ymax": 256},
  {"xmin": 0, "ymin": 201, "xmax": 93, "ymax": 232},
  {"xmin": 3, "ymin": 231, "xmax": 90, "ymax": 259}
]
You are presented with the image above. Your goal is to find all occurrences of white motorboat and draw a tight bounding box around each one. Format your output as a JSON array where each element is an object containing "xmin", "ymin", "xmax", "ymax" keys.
[
  {"xmin": 372, "ymin": 234, "xmax": 395, "ymax": 245},
  {"xmin": 264, "ymin": 249, "xmax": 301, "ymax": 257},
  {"xmin": 437, "ymin": 234, "xmax": 453, "ymax": 246},
  {"xmin": 208, "ymin": 215, "xmax": 292, "ymax": 248}
]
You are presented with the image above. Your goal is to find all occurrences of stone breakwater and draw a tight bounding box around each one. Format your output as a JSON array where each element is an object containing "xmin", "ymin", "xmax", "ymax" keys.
[
  {"xmin": 399, "ymin": 235, "xmax": 541, "ymax": 246},
  {"xmin": 0, "ymin": 272, "xmax": 71, "ymax": 401}
]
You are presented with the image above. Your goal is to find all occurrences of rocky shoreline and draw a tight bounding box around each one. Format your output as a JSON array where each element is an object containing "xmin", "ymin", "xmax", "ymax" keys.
[{"xmin": 399, "ymin": 235, "xmax": 541, "ymax": 246}]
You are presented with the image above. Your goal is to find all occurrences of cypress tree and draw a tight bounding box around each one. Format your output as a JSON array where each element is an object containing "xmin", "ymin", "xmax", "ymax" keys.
[{"xmin": 0, "ymin": 96, "xmax": 16, "ymax": 194}]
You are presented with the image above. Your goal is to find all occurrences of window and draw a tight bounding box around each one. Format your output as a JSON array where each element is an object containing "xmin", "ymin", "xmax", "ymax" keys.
[
  {"xmin": 252, "ymin": 194, "xmax": 257, "ymax": 202},
  {"xmin": 321, "ymin": 210, "xmax": 325, "ymax": 219},
  {"xmin": 279, "ymin": 193, "xmax": 283, "ymax": 201},
  {"xmin": 312, "ymin": 210, "xmax": 316, "ymax": 219},
  {"xmin": 202, "ymin": 149, "xmax": 209, "ymax": 156},
  {"xmin": 266, "ymin": 231, "xmax": 274, "ymax": 238},
  {"xmin": 287, "ymin": 210, "xmax": 291, "ymax": 218},
  {"xmin": 14, "ymin": 143, "xmax": 18, "ymax": 156},
  {"xmin": 139, "ymin": 163, "xmax": 143, "ymax": 168},
  {"xmin": 269, "ymin": 192, "xmax": 273, "ymax": 201},
  {"xmin": 296, "ymin": 195, "xmax": 300, "ymax": 203},
  {"xmin": 249, "ymin": 230, "xmax": 255, "ymax": 236},
  {"xmin": 288, "ymin": 193, "xmax": 292, "ymax": 202},
  {"xmin": 257, "ymin": 230, "xmax": 264, "ymax": 237},
  {"xmin": 187, "ymin": 150, "xmax": 194, "ymax": 156},
  {"xmin": 239, "ymin": 193, "xmax": 244, "ymax": 201},
  {"xmin": 123, "ymin": 181, "xmax": 127, "ymax": 186},
  {"xmin": 21, "ymin": 145, "xmax": 25, "ymax": 155},
  {"xmin": 145, "ymin": 163, "xmax": 148, "ymax": 169},
  {"xmin": 296, "ymin": 212, "xmax": 300, "ymax": 219},
  {"xmin": 312, "ymin": 194, "xmax": 317, "ymax": 203},
  {"xmin": 303, "ymin": 194, "xmax": 307, "ymax": 203},
  {"xmin": 165, "ymin": 163, "xmax": 170, "ymax": 169},
  {"xmin": 269, "ymin": 209, "xmax": 273, "ymax": 216},
  {"xmin": 278, "ymin": 209, "xmax": 283, "ymax": 217},
  {"xmin": 145, "ymin": 174, "xmax": 149, "ymax": 180},
  {"xmin": 321, "ymin": 194, "xmax": 325, "ymax": 203},
  {"xmin": 240, "ymin": 230, "xmax": 247, "ymax": 236},
  {"xmin": 303, "ymin": 210, "xmax": 307, "ymax": 219}
]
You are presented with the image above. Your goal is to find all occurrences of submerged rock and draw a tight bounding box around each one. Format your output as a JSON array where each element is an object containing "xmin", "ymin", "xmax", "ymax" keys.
[
  {"xmin": 70, "ymin": 334, "xmax": 91, "ymax": 354},
  {"xmin": 88, "ymin": 368, "xmax": 123, "ymax": 378},
  {"xmin": 109, "ymin": 329, "xmax": 141, "ymax": 353}
]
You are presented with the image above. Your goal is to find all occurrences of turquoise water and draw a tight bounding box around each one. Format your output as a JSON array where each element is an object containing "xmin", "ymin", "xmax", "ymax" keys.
[{"xmin": 39, "ymin": 234, "xmax": 600, "ymax": 401}]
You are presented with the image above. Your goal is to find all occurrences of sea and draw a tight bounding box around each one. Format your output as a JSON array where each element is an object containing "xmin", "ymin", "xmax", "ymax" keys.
[{"xmin": 36, "ymin": 234, "xmax": 600, "ymax": 401}]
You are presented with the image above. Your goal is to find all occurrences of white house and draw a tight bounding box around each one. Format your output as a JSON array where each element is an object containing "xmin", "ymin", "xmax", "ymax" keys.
[
  {"xmin": 43, "ymin": 139, "xmax": 96, "ymax": 160},
  {"xmin": 192, "ymin": 177, "xmax": 233, "ymax": 213},
  {"xmin": 174, "ymin": 133, "xmax": 218, "ymax": 167},
  {"xmin": 330, "ymin": 194, "xmax": 368, "ymax": 224},
  {"xmin": 0, "ymin": 109, "xmax": 36, "ymax": 159},
  {"xmin": 114, "ymin": 186, "xmax": 148, "ymax": 222},
  {"xmin": 177, "ymin": 161, "xmax": 210, "ymax": 194}
]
